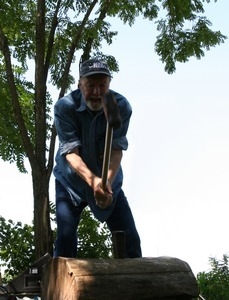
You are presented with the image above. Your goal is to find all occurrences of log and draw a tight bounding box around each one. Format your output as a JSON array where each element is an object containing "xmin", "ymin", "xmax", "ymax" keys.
[{"xmin": 41, "ymin": 256, "xmax": 199, "ymax": 300}]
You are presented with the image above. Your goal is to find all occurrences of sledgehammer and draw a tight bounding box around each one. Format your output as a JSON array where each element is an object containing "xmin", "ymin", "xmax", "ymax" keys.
[
  {"xmin": 101, "ymin": 92, "xmax": 122, "ymax": 189},
  {"xmin": 102, "ymin": 93, "xmax": 126, "ymax": 259}
]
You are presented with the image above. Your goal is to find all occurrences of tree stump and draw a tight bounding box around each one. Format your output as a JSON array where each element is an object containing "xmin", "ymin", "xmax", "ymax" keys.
[{"xmin": 41, "ymin": 256, "xmax": 199, "ymax": 299}]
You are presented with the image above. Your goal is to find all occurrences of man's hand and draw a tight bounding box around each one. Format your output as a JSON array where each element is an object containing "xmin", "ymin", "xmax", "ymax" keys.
[{"xmin": 94, "ymin": 180, "xmax": 113, "ymax": 209}]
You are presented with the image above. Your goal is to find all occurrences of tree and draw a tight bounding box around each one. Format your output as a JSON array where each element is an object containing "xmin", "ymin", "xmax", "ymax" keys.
[
  {"xmin": 0, "ymin": 210, "xmax": 112, "ymax": 283},
  {"xmin": 197, "ymin": 254, "xmax": 229, "ymax": 300},
  {"xmin": 0, "ymin": 0, "xmax": 226, "ymax": 259},
  {"xmin": 0, "ymin": 216, "xmax": 35, "ymax": 282}
]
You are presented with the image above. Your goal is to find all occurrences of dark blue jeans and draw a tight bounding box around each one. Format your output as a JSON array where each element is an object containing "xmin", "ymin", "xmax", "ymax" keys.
[{"xmin": 54, "ymin": 180, "xmax": 142, "ymax": 258}]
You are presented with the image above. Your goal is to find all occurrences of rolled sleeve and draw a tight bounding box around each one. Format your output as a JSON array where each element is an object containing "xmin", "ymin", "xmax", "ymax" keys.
[
  {"xmin": 59, "ymin": 139, "xmax": 81, "ymax": 156},
  {"xmin": 112, "ymin": 136, "xmax": 128, "ymax": 150},
  {"xmin": 54, "ymin": 93, "xmax": 83, "ymax": 156}
]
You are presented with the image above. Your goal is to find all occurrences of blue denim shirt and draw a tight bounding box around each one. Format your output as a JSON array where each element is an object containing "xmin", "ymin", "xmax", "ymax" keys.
[{"xmin": 53, "ymin": 89, "xmax": 132, "ymax": 222}]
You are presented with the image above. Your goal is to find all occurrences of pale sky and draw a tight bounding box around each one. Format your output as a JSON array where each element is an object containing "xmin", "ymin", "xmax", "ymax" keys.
[{"xmin": 1, "ymin": 0, "xmax": 229, "ymax": 276}]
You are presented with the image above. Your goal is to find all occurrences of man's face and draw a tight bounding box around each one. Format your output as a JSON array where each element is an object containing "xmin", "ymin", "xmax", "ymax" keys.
[{"xmin": 79, "ymin": 75, "xmax": 111, "ymax": 111}]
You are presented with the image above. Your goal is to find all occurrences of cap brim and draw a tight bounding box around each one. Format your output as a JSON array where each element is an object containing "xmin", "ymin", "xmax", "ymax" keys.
[{"xmin": 81, "ymin": 71, "xmax": 112, "ymax": 77}]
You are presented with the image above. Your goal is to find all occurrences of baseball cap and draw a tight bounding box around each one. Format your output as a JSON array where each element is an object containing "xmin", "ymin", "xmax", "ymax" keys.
[{"xmin": 79, "ymin": 58, "xmax": 111, "ymax": 78}]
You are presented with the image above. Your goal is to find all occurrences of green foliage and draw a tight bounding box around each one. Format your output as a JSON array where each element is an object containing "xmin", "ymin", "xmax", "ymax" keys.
[
  {"xmin": 197, "ymin": 254, "xmax": 229, "ymax": 300},
  {"xmin": 0, "ymin": 0, "xmax": 36, "ymax": 67},
  {"xmin": 0, "ymin": 209, "xmax": 112, "ymax": 283},
  {"xmin": 155, "ymin": 0, "xmax": 227, "ymax": 73},
  {"xmin": 0, "ymin": 216, "xmax": 35, "ymax": 282},
  {"xmin": 0, "ymin": 66, "xmax": 35, "ymax": 172},
  {"xmin": 105, "ymin": 0, "xmax": 159, "ymax": 25},
  {"xmin": 77, "ymin": 208, "xmax": 112, "ymax": 259}
]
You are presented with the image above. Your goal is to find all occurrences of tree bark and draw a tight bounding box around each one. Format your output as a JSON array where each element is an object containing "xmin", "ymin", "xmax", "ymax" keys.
[
  {"xmin": 32, "ymin": 167, "xmax": 53, "ymax": 259},
  {"xmin": 41, "ymin": 257, "xmax": 199, "ymax": 300}
]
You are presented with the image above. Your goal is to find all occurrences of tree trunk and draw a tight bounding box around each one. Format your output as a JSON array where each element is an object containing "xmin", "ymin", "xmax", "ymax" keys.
[{"xmin": 32, "ymin": 168, "xmax": 53, "ymax": 259}]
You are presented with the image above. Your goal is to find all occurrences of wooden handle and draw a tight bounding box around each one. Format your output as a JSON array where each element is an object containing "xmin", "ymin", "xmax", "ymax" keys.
[{"xmin": 101, "ymin": 123, "xmax": 113, "ymax": 190}]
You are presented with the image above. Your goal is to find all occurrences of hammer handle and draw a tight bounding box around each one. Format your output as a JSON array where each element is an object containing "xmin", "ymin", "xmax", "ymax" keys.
[{"xmin": 101, "ymin": 122, "xmax": 113, "ymax": 190}]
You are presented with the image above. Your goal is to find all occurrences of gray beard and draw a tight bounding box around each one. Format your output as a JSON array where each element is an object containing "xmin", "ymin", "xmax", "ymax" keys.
[{"xmin": 85, "ymin": 101, "xmax": 103, "ymax": 112}]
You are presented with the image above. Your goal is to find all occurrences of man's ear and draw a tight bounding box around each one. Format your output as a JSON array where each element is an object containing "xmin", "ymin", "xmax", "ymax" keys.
[{"xmin": 78, "ymin": 80, "xmax": 81, "ymax": 89}]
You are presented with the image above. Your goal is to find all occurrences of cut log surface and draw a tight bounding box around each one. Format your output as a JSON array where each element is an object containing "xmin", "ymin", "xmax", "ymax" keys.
[{"xmin": 41, "ymin": 256, "xmax": 199, "ymax": 300}]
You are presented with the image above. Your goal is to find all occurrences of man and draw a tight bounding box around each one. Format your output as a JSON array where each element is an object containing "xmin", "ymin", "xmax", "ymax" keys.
[{"xmin": 53, "ymin": 57, "xmax": 142, "ymax": 258}]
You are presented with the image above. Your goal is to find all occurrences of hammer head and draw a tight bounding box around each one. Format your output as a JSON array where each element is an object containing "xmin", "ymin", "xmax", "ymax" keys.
[{"xmin": 103, "ymin": 92, "xmax": 122, "ymax": 129}]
